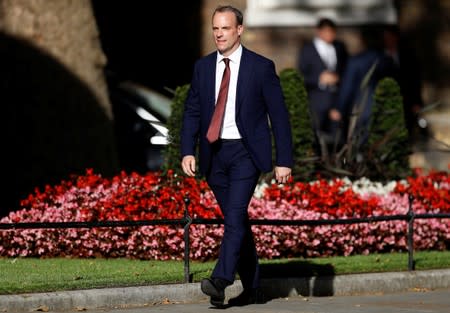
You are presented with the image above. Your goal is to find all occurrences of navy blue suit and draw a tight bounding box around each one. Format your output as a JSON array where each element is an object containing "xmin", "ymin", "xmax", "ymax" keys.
[
  {"xmin": 335, "ymin": 49, "xmax": 394, "ymax": 144},
  {"xmin": 299, "ymin": 40, "xmax": 347, "ymax": 136},
  {"xmin": 181, "ymin": 46, "xmax": 293, "ymax": 289}
]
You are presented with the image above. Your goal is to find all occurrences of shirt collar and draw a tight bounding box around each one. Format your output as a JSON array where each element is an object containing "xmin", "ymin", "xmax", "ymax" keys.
[
  {"xmin": 216, "ymin": 44, "xmax": 242, "ymax": 65},
  {"xmin": 314, "ymin": 37, "xmax": 333, "ymax": 48}
]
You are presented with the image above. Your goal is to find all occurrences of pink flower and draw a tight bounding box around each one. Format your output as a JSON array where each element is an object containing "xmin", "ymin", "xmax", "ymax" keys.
[{"xmin": 0, "ymin": 169, "xmax": 449, "ymax": 260}]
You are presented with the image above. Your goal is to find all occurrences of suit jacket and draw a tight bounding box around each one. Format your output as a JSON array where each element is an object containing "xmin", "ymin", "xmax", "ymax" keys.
[
  {"xmin": 298, "ymin": 40, "xmax": 347, "ymax": 113},
  {"xmin": 335, "ymin": 49, "xmax": 394, "ymax": 124},
  {"xmin": 181, "ymin": 46, "xmax": 294, "ymax": 175}
]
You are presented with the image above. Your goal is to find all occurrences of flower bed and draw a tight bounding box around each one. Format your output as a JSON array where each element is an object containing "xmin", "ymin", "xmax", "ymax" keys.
[{"xmin": 0, "ymin": 169, "xmax": 449, "ymax": 260}]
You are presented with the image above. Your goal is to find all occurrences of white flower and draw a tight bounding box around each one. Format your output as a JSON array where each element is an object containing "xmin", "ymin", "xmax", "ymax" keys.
[
  {"xmin": 339, "ymin": 176, "xmax": 401, "ymax": 196},
  {"xmin": 254, "ymin": 181, "xmax": 269, "ymax": 198}
]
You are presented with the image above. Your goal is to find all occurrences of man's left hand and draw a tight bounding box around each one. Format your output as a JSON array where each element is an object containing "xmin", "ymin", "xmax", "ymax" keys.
[{"xmin": 274, "ymin": 166, "xmax": 292, "ymax": 184}]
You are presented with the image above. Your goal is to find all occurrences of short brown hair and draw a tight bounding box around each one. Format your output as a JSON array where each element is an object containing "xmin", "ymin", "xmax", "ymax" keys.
[
  {"xmin": 317, "ymin": 17, "xmax": 337, "ymax": 29},
  {"xmin": 213, "ymin": 5, "xmax": 243, "ymax": 26}
]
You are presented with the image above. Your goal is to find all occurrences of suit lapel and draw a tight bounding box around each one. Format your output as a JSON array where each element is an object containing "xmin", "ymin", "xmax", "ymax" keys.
[
  {"xmin": 236, "ymin": 47, "xmax": 252, "ymax": 116},
  {"xmin": 205, "ymin": 53, "xmax": 217, "ymax": 118},
  {"xmin": 311, "ymin": 44, "xmax": 327, "ymax": 70},
  {"xmin": 333, "ymin": 41, "xmax": 341, "ymax": 67}
]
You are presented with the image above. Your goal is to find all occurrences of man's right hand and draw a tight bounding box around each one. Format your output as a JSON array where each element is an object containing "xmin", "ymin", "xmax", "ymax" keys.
[
  {"xmin": 319, "ymin": 71, "xmax": 339, "ymax": 85},
  {"xmin": 329, "ymin": 108, "xmax": 342, "ymax": 121},
  {"xmin": 181, "ymin": 155, "xmax": 196, "ymax": 177}
]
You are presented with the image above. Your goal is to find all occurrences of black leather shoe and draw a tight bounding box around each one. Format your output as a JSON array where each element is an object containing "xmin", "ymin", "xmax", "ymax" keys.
[
  {"xmin": 228, "ymin": 288, "xmax": 266, "ymax": 306},
  {"xmin": 200, "ymin": 278, "xmax": 227, "ymax": 307}
]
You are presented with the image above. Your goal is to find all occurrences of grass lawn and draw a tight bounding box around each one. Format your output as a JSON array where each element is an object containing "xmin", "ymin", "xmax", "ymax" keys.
[{"xmin": 1, "ymin": 251, "xmax": 449, "ymax": 295}]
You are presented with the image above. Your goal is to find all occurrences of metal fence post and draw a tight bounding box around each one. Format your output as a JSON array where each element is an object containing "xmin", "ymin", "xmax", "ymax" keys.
[
  {"xmin": 407, "ymin": 194, "xmax": 415, "ymax": 271},
  {"xmin": 183, "ymin": 195, "xmax": 192, "ymax": 283}
]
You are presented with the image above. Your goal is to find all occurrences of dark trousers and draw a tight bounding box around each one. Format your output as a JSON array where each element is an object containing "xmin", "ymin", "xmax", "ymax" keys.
[{"xmin": 206, "ymin": 139, "xmax": 261, "ymax": 290}]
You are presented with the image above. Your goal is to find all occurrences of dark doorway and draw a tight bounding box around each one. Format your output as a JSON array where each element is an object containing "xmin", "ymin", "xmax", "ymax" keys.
[
  {"xmin": 91, "ymin": 1, "xmax": 202, "ymax": 97},
  {"xmin": 91, "ymin": 1, "xmax": 202, "ymax": 174}
]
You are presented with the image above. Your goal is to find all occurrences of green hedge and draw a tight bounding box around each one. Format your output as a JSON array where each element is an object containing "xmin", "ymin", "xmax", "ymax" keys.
[
  {"xmin": 162, "ymin": 84, "xmax": 190, "ymax": 174},
  {"xmin": 368, "ymin": 77, "xmax": 411, "ymax": 180},
  {"xmin": 279, "ymin": 68, "xmax": 316, "ymax": 181}
]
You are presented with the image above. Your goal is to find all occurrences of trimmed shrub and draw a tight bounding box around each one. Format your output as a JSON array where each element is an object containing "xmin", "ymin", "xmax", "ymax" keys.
[
  {"xmin": 163, "ymin": 84, "xmax": 190, "ymax": 174},
  {"xmin": 279, "ymin": 68, "xmax": 316, "ymax": 181},
  {"xmin": 368, "ymin": 77, "xmax": 411, "ymax": 180}
]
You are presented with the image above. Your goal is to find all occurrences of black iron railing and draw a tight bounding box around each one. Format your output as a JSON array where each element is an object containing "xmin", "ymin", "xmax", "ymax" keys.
[{"xmin": 1, "ymin": 195, "xmax": 450, "ymax": 283}]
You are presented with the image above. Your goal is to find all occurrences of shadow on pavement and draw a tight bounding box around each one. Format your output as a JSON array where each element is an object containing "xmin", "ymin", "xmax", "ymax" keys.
[{"xmin": 259, "ymin": 260, "xmax": 336, "ymax": 299}]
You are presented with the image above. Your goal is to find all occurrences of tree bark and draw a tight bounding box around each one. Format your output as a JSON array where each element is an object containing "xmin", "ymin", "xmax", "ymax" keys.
[
  {"xmin": 0, "ymin": 0, "xmax": 111, "ymax": 116},
  {"xmin": 0, "ymin": 0, "xmax": 118, "ymax": 215}
]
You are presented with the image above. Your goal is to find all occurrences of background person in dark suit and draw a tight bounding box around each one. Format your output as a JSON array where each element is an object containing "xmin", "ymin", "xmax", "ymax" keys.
[
  {"xmin": 330, "ymin": 28, "xmax": 395, "ymax": 146},
  {"xmin": 180, "ymin": 5, "xmax": 293, "ymax": 308},
  {"xmin": 298, "ymin": 17, "xmax": 348, "ymax": 152}
]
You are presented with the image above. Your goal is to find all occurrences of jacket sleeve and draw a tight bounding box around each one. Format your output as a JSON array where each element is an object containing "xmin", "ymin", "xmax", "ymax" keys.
[
  {"xmin": 299, "ymin": 45, "xmax": 321, "ymax": 90},
  {"xmin": 262, "ymin": 60, "xmax": 294, "ymax": 168},
  {"xmin": 333, "ymin": 58, "xmax": 360, "ymax": 115},
  {"xmin": 180, "ymin": 63, "xmax": 201, "ymax": 158}
]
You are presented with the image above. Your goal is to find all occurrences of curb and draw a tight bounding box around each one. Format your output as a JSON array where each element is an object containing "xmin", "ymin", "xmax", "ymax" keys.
[
  {"xmin": 261, "ymin": 268, "xmax": 450, "ymax": 297},
  {"xmin": 2, "ymin": 269, "xmax": 450, "ymax": 312}
]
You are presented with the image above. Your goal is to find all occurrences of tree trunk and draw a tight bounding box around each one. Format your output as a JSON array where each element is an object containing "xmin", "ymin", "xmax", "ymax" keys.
[
  {"xmin": 0, "ymin": 0, "xmax": 111, "ymax": 116},
  {"xmin": 0, "ymin": 0, "xmax": 119, "ymax": 215}
]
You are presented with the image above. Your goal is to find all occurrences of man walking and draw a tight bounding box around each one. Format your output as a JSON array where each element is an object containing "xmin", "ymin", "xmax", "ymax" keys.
[{"xmin": 180, "ymin": 5, "xmax": 293, "ymax": 308}]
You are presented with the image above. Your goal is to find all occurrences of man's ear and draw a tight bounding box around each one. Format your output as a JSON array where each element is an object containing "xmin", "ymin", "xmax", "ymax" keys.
[{"xmin": 238, "ymin": 25, "xmax": 244, "ymax": 36}]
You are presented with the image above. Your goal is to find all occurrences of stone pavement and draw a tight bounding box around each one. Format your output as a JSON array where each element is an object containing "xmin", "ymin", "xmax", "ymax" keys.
[
  {"xmin": 2, "ymin": 269, "xmax": 450, "ymax": 312},
  {"xmin": 54, "ymin": 288, "xmax": 450, "ymax": 313}
]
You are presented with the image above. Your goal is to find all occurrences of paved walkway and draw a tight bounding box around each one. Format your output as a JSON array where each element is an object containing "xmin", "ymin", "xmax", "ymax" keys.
[
  {"xmin": 55, "ymin": 288, "xmax": 450, "ymax": 313},
  {"xmin": 2, "ymin": 269, "xmax": 450, "ymax": 312}
]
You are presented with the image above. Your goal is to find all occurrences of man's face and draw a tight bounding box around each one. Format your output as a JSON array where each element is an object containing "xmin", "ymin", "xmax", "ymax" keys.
[
  {"xmin": 212, "ymin": 11, "xmax": 243, "ymax": 56},
  {"xmin": 317, "ymin": 26, "xmax": 336, "ymax": 44}
]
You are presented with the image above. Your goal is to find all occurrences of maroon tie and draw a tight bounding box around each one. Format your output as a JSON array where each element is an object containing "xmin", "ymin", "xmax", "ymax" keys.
[{"xmin": 206, "ymin": 58, "xmax": 231, "ymax": 143}]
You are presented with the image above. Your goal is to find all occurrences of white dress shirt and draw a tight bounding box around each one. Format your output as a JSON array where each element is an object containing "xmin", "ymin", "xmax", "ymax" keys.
[
  {"xmin": 215, "ymin": 45, "xmax": 242, "ymax": 139},
  {"xmin": 313, "ymin": 37, "xmax": 337, "ymax": 71}
]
